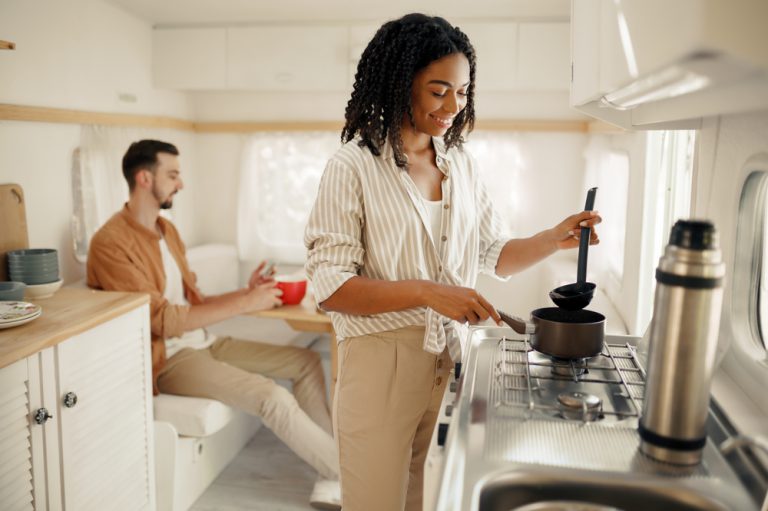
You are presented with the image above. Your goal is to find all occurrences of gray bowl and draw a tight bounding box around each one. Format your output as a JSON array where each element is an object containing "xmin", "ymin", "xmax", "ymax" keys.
[
  {"xmin": 9, "ymin": 270, "xmax": 60, "ymax": 285},
  {"xmin": 0, "ymin": 281, "xmax": 27, "ymax": 301},
  {"xmin": 7, "ymin": 248, "xmax": 58, "ymax": 263},
  {"xmin": 8, "ymin": 261, "xmax": 59, "ymax": 272}
]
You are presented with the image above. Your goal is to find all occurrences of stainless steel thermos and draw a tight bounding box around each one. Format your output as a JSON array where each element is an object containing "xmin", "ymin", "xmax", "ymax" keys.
[{"xmin": 639, "ymin": 219, "xmax": 725, "ymax": 465}]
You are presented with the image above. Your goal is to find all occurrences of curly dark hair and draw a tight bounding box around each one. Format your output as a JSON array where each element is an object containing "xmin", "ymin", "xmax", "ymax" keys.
[{"xmin": 342, "ymin": 13, "xmax": 476, "ymax": 168}]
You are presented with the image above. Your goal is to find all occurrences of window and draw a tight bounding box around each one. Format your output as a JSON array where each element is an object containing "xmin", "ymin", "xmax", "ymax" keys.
[
  {"xmin": 635, "ymin": 130, "xmax": 695, "ymax": 333},
  {"xmin": 734, "ymin": 170, "xmax": 768, "ymax": 351},
  {"xmin": 237, "ymin": 132, "xmax": 340, "ymax": 264},
  {"xmin": 582, "ymin": 137, "xmax": 630, "ymax": 300}
]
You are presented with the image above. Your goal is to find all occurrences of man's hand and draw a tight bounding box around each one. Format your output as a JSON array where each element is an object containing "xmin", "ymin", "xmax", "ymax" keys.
[
  {"xmin": 423, "ymin": 282, "xmax": 501, "ymax": 325},
  {"xmin": 550, "ymin": 210, "xmax": 601, "ymax": 251},
  {"xmin": 248, "ymin": 260, "xmax": 276, "ymax": 289},
  {"xmin": 242, "ymin": 281, "xmax": 283, "ymax": 312}
]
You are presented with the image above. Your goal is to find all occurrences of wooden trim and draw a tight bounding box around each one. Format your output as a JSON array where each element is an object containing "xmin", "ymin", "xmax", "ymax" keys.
[
  {"xmin": 475, "ymin": 119, "xmax": 589, "ymax": 132},
  {"xmin": 0, "ymin": 40, "xmax": 15, "ymax": 50},
  {"xmin": 587, "ymin": 120, "xmax": 626, "ymax": 134},
  {"xmin": 195, "ymin": 120, "xmax": 343, "ymax": 132},
  {"xmin": 0, "ymin": 103, "xmax": 195, "ymax": 130},
  {"xmin": 0, "ymin": 103, "xmax": 592, "ymax": 133}
]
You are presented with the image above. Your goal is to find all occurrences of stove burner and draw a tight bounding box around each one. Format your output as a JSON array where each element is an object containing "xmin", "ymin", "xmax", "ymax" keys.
[
  {"xmin": 557, "ymin": 391, "xmax": 603, "ymax": 422},
  {"xmin": 551, "ymin": 358, "xmax": 588, "ymax": 378}
]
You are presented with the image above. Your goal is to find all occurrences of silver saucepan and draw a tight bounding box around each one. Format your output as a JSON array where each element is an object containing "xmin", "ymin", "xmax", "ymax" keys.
[{"xmin": 498, "ymin": 307, "xmax": 605, "ymax": 359}]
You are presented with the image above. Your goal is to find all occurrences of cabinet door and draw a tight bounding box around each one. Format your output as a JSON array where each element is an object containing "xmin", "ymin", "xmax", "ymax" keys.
[
  {"xmin": 0, "ymin": 355, "xmax": 51, "ymax": 511},
  {"xmin": 56, "ymin": 306, "xmax": 153, "ymax": 510},
  {"xmin": 460, "ymin": 22, "xmax": 518, "ymax": 92},
  {"xmin": 517, "ymin": 22, "xmax": 570, "ymax": 91},
  {"xmin": 227, "ymin": 25, "xmax": 349, "ymax": 91},
  {"xmin": 153, "ymin": 28, "xmax": 228, "ymax": 90}
]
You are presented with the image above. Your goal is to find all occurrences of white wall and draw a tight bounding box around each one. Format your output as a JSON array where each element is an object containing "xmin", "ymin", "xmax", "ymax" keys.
[
  {"xmin": 0, "ymin": 0, "xmax": 193, "ymax": 283},
  {"xmin": 0, "ymin": 0, "xmax": 191, "ymax": 116},
  {"xmin": 474, "ymin": 131, "xmax": 589, "ymax": 316},
  {"xmin": 697, "ymin": 111, "xmax": 768, "ymax": 437}
]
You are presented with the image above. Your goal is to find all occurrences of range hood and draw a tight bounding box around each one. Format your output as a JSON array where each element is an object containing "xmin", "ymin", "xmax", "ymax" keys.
[{"xmin": 571, "ymin": 0, "xmax": 768, "ymax": 129}]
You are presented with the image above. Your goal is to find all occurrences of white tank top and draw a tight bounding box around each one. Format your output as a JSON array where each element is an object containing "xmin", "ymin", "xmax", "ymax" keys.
[{"xmin": 422, "ymin": 197, "xmax": 443, "ymax": 245}]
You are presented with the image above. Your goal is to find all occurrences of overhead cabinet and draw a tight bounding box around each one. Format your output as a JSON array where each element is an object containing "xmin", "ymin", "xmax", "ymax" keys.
[
  {"xmin": 153, "ymin": 28, "xmax": 228, "ymax": 90},
  {"xmin": 153, "ymin": 22, "xmax": 571, "ymax": 94},
  {"xmin": 228, "ymin": 26, "xmax": 348, "ymax": 91},
  {"xmin": 570, "ymin": 0, "xmax": 768, "ymax": 129}
]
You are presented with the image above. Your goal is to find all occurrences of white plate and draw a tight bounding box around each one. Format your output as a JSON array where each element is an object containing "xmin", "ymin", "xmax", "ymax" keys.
[
  {"xmin": 0, "ymin": 301, "xmax": 43, "ymax": 323},
  {"xmin": 0, "ymin": 308, "xmax": 42, "ymax": 329}
]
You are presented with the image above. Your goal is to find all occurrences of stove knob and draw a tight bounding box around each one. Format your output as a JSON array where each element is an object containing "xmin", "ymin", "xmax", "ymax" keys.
[
  {"xmin": 449, "ymin": 381, "xmax": 457, "ymax": 393},
  {"xmin": 445, "ymin": 404, "xmax": 453, "ymax": 417},
  {"xmin": 454, "ymin": 362, "xmax": 462, "ymax": 380},
  {"xmin": 437, "ymin": 423, "xmax": 449, "ymax": 446}
]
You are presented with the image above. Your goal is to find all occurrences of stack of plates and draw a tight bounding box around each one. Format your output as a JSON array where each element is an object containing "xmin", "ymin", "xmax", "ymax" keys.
[
  {"xmin": 0, "ymin": 301, "xmax": 42, "ymax": 329},
  {"xmin": 7, "ymin": 248, "xmax": 59, "ymax": 285}
]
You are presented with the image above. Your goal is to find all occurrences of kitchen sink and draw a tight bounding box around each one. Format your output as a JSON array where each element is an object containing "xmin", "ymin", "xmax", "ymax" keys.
[{"xmin": 478, "ymin": 470, "xmax": 750, "ymax": 511}]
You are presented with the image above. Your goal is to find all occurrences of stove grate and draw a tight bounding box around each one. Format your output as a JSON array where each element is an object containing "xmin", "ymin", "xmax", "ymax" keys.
[{"xmin": 493, "ymin": 337, "xmax": 647, "ymax": 422}]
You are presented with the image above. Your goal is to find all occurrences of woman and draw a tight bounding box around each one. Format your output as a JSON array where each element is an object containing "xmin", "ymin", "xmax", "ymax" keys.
[{"xmin": 305, "ymin": 13, "xmax": 600, "ymax": 511}]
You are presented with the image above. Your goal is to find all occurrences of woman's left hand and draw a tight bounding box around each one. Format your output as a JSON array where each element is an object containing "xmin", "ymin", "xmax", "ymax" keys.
[{"xmin": 551, "ymin": 210, "xmax": 602, "ymax": 250}]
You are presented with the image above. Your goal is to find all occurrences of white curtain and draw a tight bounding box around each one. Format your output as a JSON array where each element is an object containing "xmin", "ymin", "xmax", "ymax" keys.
[
  {"xmin": 235, "ymin": 131, "xmax": 524, "ymax": 265},
  {"xmin": 237, "ymin": 131, "xmax": 341, "ymax": 264}
]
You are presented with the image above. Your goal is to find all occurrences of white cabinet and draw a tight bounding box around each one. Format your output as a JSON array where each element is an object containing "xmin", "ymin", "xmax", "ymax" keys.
[
  {"xmin": 0, "ymin": 358, "xmax": 43, "ymax": 511},
  {"xmin": 0, "ymin": 304, "xmax": 154, "ymax": 510},
  {"xmin": 517, "ymin": 22, "xmax": 570, "ymax": 91},
  {"xmin": 460, "ymin": 21, "xmax": 570, "ymax": 93},
  {"xmin": 460, "ymin": 22, "xmax": 519, "ymax": 92},
  {"xmin": 571, "ymin": 0, "xmax": 768, "ymax": 128},
  {"xmin": 154, "ymin": 25, "xmax": 349, "ymax": 92},
  {"xmin": 228, "ymin": 25, "xmax": 348, "ymax": 91},
  {"xmin": 153, "ymin": 21, "xmax": 571, "ymax": 94},
  {"xmin": 153, "ymin": 28, "xmax": 228, "ymax": 90}
]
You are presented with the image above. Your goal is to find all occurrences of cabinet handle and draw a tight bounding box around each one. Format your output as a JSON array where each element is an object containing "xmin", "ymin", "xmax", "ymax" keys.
[
  {"xmin": 33, "ymin": 408, "xmax": 53, "ymax": 425},
  {"xmin": 63, "ymin": 392, "xmax": 78, "ymax": 408}
]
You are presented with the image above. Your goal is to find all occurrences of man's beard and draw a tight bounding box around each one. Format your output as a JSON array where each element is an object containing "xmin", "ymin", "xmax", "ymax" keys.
[{"xmin": 153, "ymin": 186, "xmax": 174, "ymax": 210}]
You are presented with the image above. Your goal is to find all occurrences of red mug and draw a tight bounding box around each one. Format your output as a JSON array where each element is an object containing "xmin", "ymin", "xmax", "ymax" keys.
[{"xmin": 275, "ymin": 276, "xmax": 307, "ymax": 306}]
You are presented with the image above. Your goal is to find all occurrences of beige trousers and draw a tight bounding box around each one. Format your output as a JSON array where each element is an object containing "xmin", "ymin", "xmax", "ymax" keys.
[
  {"xmin": 335, "ymin": 326, "xmax": 452, "ymax": 511},
  {"xmin": 157, "ymin": 336, "xmax": 339, "ymax": 479}
]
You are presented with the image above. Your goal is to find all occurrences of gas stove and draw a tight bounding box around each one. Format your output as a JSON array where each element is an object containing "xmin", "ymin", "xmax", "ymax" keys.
[
  {"xmin": 427, "ymin": 326, "xmax": 759, "ymax": 511},
  {"xmin": 493, "ymin": 336, "xmax": 645, "ymax": 425}
]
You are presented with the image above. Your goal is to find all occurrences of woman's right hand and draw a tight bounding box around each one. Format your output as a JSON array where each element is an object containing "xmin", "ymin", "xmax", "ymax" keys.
[{"xmin": 423, "ymin": 282, "xmax": 501, "ymax": 325}]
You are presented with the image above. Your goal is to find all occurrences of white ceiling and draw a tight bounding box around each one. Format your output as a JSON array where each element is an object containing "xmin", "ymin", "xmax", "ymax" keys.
[{"xmin": 103, "ymin": 0, "xmax": 570, "ymax": 26}]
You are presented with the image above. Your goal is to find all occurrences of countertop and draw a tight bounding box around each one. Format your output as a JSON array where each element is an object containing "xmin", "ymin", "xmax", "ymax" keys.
[{"xmin": 0, "ymin": 287, "xmax": 149, "ymax": 369}]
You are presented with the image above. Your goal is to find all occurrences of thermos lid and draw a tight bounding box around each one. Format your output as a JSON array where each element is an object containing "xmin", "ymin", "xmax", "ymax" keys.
[{"xmin": 669, "ymin": 219, "xmax": 717, "ymax": 250}]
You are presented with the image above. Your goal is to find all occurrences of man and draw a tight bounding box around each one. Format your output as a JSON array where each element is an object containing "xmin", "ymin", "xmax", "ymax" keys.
[{"xmin": 87, "ymin": 139, "xmax": 340, "ymax": 509}]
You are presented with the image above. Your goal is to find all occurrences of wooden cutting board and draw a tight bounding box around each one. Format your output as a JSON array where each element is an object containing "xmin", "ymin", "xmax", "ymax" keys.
[{"xmin": 0, "ymin": 184, "xmax": 30, "ymax": 281}]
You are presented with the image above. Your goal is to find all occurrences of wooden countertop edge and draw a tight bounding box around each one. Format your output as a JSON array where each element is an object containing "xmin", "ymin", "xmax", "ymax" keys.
[{"xmin": 0, "ymin": 289, "xmax": 150, "ymax": 370}]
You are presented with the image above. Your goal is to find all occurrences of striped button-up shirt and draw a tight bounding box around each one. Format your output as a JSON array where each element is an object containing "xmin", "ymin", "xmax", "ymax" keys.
[{"xmin": 304, "ymin": 136, "xmax": 510, "ymax": 361}]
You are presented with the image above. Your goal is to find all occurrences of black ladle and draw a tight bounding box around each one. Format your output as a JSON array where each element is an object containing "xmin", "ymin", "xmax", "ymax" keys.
[{"xmin": 549, "ymin": 187, "xmax": 598, "ymax": 311}]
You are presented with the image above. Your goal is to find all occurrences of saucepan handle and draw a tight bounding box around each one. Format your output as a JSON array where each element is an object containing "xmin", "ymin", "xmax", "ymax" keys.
[{"xmin": 497, "ymin": 310, "xmax": 535, "ymax": 335}]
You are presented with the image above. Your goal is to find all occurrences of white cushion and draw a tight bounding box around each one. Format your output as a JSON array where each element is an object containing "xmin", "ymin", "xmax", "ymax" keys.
[
  {"xmin": 186, "ymin": 243, "xmax": 240, "ymax": 295},
  {"xmin": 154, "ymin": 394, "xmax": 238, "ymax": 437}
]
